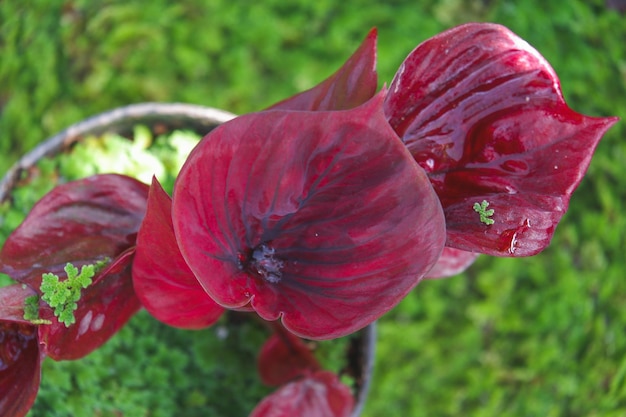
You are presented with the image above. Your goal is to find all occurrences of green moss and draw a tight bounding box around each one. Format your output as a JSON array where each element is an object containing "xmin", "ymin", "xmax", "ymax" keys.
[{"xmin": 27, "ymin": 310, "xmax": 274, "ymax": 417}]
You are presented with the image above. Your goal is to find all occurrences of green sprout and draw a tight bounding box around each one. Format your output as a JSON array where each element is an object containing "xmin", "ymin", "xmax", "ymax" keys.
[
  {"xmin": 38, "ymin": 259, "xmax": 108, "ymax": 327},
  {"xmin": 473, "ymin": 200, "xmax": 495, "ymax": 225},
  {"xmin": 23, "ymin": 294, "xmax": 52, "ymax": 325}
]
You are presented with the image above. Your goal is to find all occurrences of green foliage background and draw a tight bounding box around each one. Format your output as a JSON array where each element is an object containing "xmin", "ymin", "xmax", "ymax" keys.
[{"xmin": 1, "ymin": 0, "xmax": 625, "ymax": 416}]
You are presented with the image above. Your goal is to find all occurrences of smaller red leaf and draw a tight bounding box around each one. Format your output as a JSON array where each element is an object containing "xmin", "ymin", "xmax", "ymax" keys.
[
  {"xmin": 0, "ymin": 318, "xmax": 42, "ymax": 417},
  {"xmin": 250, "ymin": 370, "xmax": 354, "ymax": 417},
  {"xmin": 132, "ymin": 177, "xmax": 224, "ymax": 329},
  {"xmin": 425, "ymin": 247, "xmax": 479, "ymax": 279},
  {"xmin": 258, "ymin": 328, "xmax": 320, "ymax": 386},
  {"xmin": 267, "ymin": 28, "xmax": 377, "ymax": 111}
]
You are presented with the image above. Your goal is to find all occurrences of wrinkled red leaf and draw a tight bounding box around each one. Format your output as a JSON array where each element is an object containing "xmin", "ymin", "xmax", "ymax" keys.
[
  {"xmin": 0, "ymin": 285, "xmax": 43, "ymax": 417},
  {"xmin": 258, "ymin": 329, "xmax": 320, "ymax": 386},
  {"xmin": 384, "ymin": 23, "xmax": 618, "ymax": 256},
  {"xmin": 38, "ymin": 248, "xmax": 141, "ymax": 360},
  {"xmin": 0, "ymin": 174, "xmax": 149, "ymax": 284},
  {"xmin": 132, "ymin": 177, "xmax": 224, "ymax": 329},
  {"xmin": 425, "ymin": 247, "xmax": 479, "ymax": 279},
  {"xmin": 267, "ymin": 28, "xmax": 377, "ymax": 111},
  {"xmin": 250, "ymin": 370, "xmax": 354, "ymax": 417},
  {"xmin": 173, "ymin": 94, "xmax": 445, "ymax": 339}
]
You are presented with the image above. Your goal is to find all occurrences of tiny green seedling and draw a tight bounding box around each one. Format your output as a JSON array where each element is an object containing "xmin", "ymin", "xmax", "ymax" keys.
[
  {"xmin": 473, "ymin": 200, "xmax": 495, "ymax": 225},
  {"xmin": 31, "ymin": 259, "xmax": 109, "ymax": 327},
  {"xmin": 23, "ymin": 295, "xmax": 52, "ymax": 325}
]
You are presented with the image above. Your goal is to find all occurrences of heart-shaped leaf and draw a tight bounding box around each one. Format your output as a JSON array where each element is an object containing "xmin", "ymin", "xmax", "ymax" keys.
[
  {"xmin": 173, "ymin": 94, "xmax": 445, "ymax": 339},
  {"xmin": 384, "ymin": 23, "xmax": 618, "ymax": 256}
]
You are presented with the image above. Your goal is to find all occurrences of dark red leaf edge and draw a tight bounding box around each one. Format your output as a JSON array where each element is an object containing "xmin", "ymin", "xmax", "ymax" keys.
[
  {"xmin": 384, "ymin": 23, "xmax": 619, "ymax": 256},
  {"xmin": 250, "ymin": 370, "xmax": 354, "ymax": 417},
  {"xmin": 267, "ymin": 28, "xmax": 377, "ymax": 111},
  {"xmin": 132, "ymin": 177, "xmax": 224, "ymax": 329},
  {"xmin": 172, "ymin": 93, "xmax": 446, "ymax": 340}
]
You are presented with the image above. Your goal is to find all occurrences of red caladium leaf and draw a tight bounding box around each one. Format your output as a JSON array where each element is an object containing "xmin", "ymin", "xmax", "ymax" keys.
[
  {"xmin": 0, "ymin": 285, "xmax": 43, "ymax": 417},
  {"xmin": 267, "ymin": 28, "xmax": 377, "ymax": 111},
  {"xmin": 0, "ymin": 174, "xmax": 148, "ymax": 360},
  {"xmin": 425, "ymin": 247, "xmax": 479, "ymax": 279},
  {"xmin": 250, "ymin": 370, "xmax": 354, "ymax": 417},
  {"xmin": 258, "ymin": 327, "xmax": 320, "ymax": 386},
  {"xmin": 172, "ymin": 93, "xmax": 445, "ymax": 340},
  {"xmin": 384, "ymin": 23, "xmax": 618, "ymax": 256},
  {"xmin": 132, "ymin": 177, "xmax": 224, "ymax": 329},
  {"xmin": 0, "ymin": 174, "xmax": 149, "ymax": 284},
  {"xmin": 38, "ymin": 248, "xmax": 141, "ymax": 360}
]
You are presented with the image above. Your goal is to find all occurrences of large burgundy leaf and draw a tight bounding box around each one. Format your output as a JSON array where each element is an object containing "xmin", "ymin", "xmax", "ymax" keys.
[
  {"xmin": 132, "ymin": 177, "xmax": 224, "ymax": 329},
  {"xmin": 267, "ymin": 28, "xmax": 377, "ymax": 111},
  {"xmin": 425, "ymin": 247, "xmax": 479, "ymax": 279},
  {"xmin": 172, "ymin": 94, "xmax": 445, "ymax": 340},
  {"xmin": 0, "ymin": 285, "xmax": 43, "ymax": 417},
  {"xmin": 258, "ymin": 328, "xmax": 320, "ymax": 386},
  {"xmin": 384, "ymin": 23, "xmax": 618, "ymax": 256},
  {"xmin": 0, "ymin": 174, "xmax": 149, "ymax": 284},
  {"xmin": 38, "ymin": 248, "xmax": 141, "ymax": 360},
  {"xmin": 250, "ymin": 370, "xmax": 354, "ymax": 417}
]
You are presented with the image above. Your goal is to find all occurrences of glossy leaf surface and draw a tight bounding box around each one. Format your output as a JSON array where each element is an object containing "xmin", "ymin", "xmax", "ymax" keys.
[
  {"xmin": 384, "ymin": 23, "xmax": 618, "ymax": 256},
  {"xmin": 173, "ymin": 95, "xmax": 445, "ymax": 339},
  {"xmin": 132, "ymin": 177, "xmax": 224, "ymax": 329},
  {"xmin": 268, "ymin": 28, "xmax": 377, "ymax": 111},
  {"xmin": 250, "ymin": 370, "xmax": 354, "ymax": 417}
]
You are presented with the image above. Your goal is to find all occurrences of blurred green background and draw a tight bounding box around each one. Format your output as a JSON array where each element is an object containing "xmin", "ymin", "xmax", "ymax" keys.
[{"xmin": 1, "ymin": 0, "xmax": 625, "ymax": 416}]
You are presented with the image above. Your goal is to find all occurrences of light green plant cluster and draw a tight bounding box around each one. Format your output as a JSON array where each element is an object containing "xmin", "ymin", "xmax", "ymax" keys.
[
  {"xmin": 473, "ymin": 200, "xmax": 495, "ymax": 225},
  {"xmin": 23, "ymin": 294, "xmax": 52, "ymax": 325},
  {"xmin": 39, "ymin": 261, "xmax": 107, "ymax": 327},
  {"xmin": 58, "ymin": 126, "xmax": 201, "ymax": 192}
]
